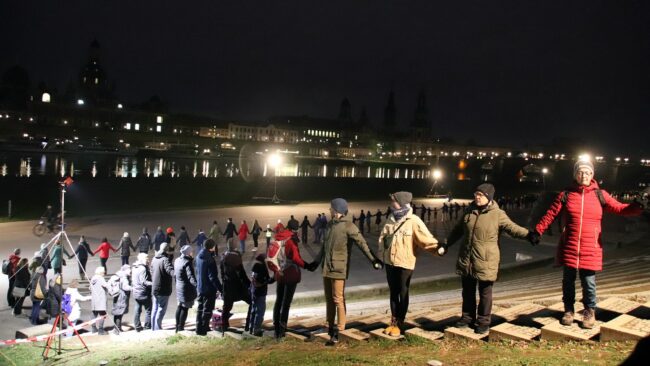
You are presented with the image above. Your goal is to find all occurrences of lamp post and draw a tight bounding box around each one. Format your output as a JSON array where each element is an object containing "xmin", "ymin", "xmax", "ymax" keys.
[
  {"xmin": 430, "ymin": 168, "xmax": 442, "ymax": 196},
  {"xmin": 542, "ymin": 167, "xmax": 548, "ymax": 191},
  {"xmin": 268, "ymin": 153, "xmax": 283, "ymax": 204}
]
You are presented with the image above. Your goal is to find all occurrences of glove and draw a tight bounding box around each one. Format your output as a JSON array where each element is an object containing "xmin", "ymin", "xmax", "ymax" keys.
[
  {"xmin": 305, "ymin": 261, "xmax": 318, "ymax": 272},
  {"xmin": 527, "ymin": 231, "xmax": 541, "ymax": 246},
  {"xmin": 372, "ymin": 258, "xmax": 384, "ymax": 270},
  {"xmin": 437, "ymin": 243, "xmax": 448, "ymax": 256}
]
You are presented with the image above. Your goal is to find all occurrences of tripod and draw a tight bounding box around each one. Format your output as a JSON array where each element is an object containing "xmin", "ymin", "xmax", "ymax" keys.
[{"xmin": 40, "ymin": 178, "xmax": 91, "ymax": 360}]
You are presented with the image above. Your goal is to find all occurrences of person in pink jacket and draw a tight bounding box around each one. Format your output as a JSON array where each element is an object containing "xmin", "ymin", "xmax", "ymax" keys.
[
  {"xmin": 238, "ymin": 220, "xmax": 249, "ymax": 254},
  {"xmin": 533, "ymin": 159, "xmax": 643, "ymax": 328}
]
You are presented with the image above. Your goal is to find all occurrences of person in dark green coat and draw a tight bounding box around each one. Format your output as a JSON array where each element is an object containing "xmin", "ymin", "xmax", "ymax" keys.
[
  {"xmin": 439, "ymin": 183, "xmax": 536, "ymax": 334},
  {"xmin": 50, "ymin": 240, "xmax": 72, "ymax": 275}
]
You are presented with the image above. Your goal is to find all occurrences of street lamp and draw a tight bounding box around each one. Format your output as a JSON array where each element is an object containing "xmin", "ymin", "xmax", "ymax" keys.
[
  {"xmin": 542, "ymin": 167, "xmax": 548, "ymax": 190},
  {"xmin": 268, "ymin": 153, "xmax": 283, "ymax": 203},
  {"xmin": 429, "ymin": 168, "xmax": 442, "ymax": 196}
]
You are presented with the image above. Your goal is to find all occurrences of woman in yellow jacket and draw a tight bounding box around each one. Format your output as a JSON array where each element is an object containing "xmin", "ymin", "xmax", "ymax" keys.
[{"xmin": 378, "ymin": 191, "xmax": 440, "ymax": 336}]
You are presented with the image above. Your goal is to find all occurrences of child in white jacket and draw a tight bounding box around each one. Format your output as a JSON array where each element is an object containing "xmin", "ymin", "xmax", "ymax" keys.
[{"xmin": 65, "ymin": 279, "xmax": 91, "ymax": 335}]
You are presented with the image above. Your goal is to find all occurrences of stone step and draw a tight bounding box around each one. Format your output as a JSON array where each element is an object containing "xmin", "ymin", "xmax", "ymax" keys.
[
  {"xmin": 600, "ymin": 314, "xmax": 650, "ymax": 341},
  {"xmin": 15, "ymin": 323, "xmax": 56, "ymax": 339},
  {"xmin": 489, "ymin": 322, "xmax": 540, "ymax": 342},
  {"xmin": 369, "ymin": 328, "xmax": 404, "ymax": 341},
  {"xmin": 540, "ymin": 321, "xmax": 602, "ymax": 341},
  {"xmin": 339, "ymin": 328, "xmax": 370, "ymax": 342},
  {"xmin": 404, "ymin": 328, "xmax": 444, "ymax": 342},
  {"xmin": 492, "ymin": 303, "xmax": 547, "ymax": 323},
  {"xmin": 597, "ymin": 297, "xmax": 643, "ymax": 314},
  {"xmin": 443, "ymin": 326, "xmax": 488, "ymax": 342}
]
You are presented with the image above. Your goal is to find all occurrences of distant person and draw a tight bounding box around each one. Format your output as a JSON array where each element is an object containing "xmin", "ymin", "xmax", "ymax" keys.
[
  {"xmin": 223, "ymin": 218, "xmax": 237, "ymax": 251},
  {"xmin": 274, "ymin": 219, "xmax": 285, "ymax": 234},
  {"xmin": 300, "ymin": 215, "xmax": 312, "ymax": 244},
  {"xmin": 375, "ymin": 209, "xmax": 382, "ymax": 230},
  {"xmin": 195, "ymin": 239, "xmax": 222, "ymax": 336},
  {"xmin": 220, "ymin": 248, "xmax": 251, "ymax": 332},
  {"xmin": 71, "ymin": 236, "xmax": 94, "ymax": 279},
  {"xmin": 176, "ymin": 226, "xmax": 191, "ymax": 247},
  {"xmin": 358, "ymin": 210, "xmax": 366, "ymax": 232},
  {"xmin": 110, "ymin": 265, "xmax": 132, "ymax": 335},
  {"xmin": 42, "ymin": 204, "xmax": 56, "ymax": 231},
  {"xmin": 165, "ymin": 227, "xmax": 176, "ymax": 251},
  {"xmin": 5, "ymin": 248, "xmax": 21, "ymax": 307},
  {"xmin": 29, "ymin": 267, "xmax": 47, "ymax": 325},
  {"xmin": 90, "ymin": 266, "xmax": 109, "ymax": 335},
  {"xmin": 319, "ymin": 213, "xmax": 328, "ymax": 243},
  {"xmin": 174, "ymin": 246, "xmax": 197, "ymax": 332},
  {"xmin": 438, "ymin": 183, "xmax": 535, "ymax": 334},
  {"xmin": 208, "ymin": 220, "xmax": 222, "ymax": 244},
  {"xmin": 93, "ymin": 237, "xmax": 118, "ymax": 273},
  {"xmin": 420, "ymin": 203, "xmax": 426, "ymax": 220},
  {"xmin": 250, "ymin": 220, "xmax": 262, "ymax": 252},
  {"xmin": 247, "ymin": 253, "xmax": 274, "ymax": 336},
  {"xmin": 116, "ymin": 232, "xmax": 136, "ymax": 266},
  {"xmin": 264, "ymin": 224, "xmax": 273, "ymax": 249},
  {"xmin": 308, "ymin": 198, "xmax": 382, "ymax": 345},
  {"xmin": 312, "ymin": 214, "xmax": 322, "ymax": 243},
  {"xmin": 132, "ymin": 253, "xmax": 152, "ymax": 332},
  {"xmin": 366, "ymin": 209, "xmax": 372, "ymax": 233},
  {"xmin": 11, "ymin": 258, "xmax": 30, "ymax": 316},
  {"xmin": 427, "ymin": 207, "xmax": 432, "ymax": 222},
  {"xmin": 531, "ymin": 159, "xmax": 643, "ymax": 329},
  {"xmin": 153, "ymin": 226, "xmax": 166, "ymax": 252},
  {"xmin": 136, "ymin": 228, "xmax": 152, "ymax": 254},
  {"xmin": 287, "ymin": 215, "xmax": 299, "ymax": 233},
  {"xmin": 378, "ymin": 192, "xmax": 440, "ymax": 337},
  {"xmin": 151, "ymin": 243, "xmax": 175, "ymax": 331},
  {"xmin": 238, "ymin": 220, "xmax": 249, "ymax": 253},
  {"xmin": 64, "ymin": 279, "xmax": 91, "ymax": 333},
  {"xmin": 51, "ymin": 240, "xmax": 72, "ymax": 275},
  {"xmin": 192, "ymin": 229, "xmax": 208, "ymax": 251}
]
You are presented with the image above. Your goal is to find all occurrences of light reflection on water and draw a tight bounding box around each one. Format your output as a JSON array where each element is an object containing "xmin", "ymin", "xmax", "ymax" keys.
[{"xmin": 1, "ymin": 154, "xmax": 431, "ymax": 179}]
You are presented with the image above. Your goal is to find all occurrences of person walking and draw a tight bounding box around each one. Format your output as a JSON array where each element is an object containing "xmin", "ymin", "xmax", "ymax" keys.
[
  {"xmin": 238, "ymin": 220, "xmax": 249, "ymax": 253},
  {"xmin": 248, "ymin": 253, "xmax": 274, "ymax": 336},
  {"xmin": 136, "ymin": 228, "xmax": 152, "ymax": 254},
  {"xmin": 375, "ymin": 209, "xmax": 383, "ymax": 231},
  {"xmin": 93, "ymin": 238, "xmax": 117, "ymax": 273},
  {"xmin": 116, "ymin": 232, "xmax": 136, "ymax": 266},
  {"xmin": 223, "ymin": 218, "xmax": 237, "ymax": 251},
  {"xmin": 132, "ymin": 253, "xmax": 153, "ymax": 332},
  {"xmin": 250, "ymin": 220, "xmax": 262, "ymax": 252},
  {"xmin": 208, "ymin": 220, "xmax": 222, "ymax": 245},
  {"xmin": 29, "ymin": 266, "xmax": 47, "ymax": 325},
  {"xmin": 70, "ymin": 236, "xmax": 94, "ymax": 279},
  {"xmin": 366, "ymin": 209, "xmax": 372, "ymax": 233},
  {"xmin": 300, "ymin": 216, "xmax": 312, "ymax": 244},
  {"xmin": 64, "ymin": 279, "xmax": 91, "ymax": 329},
  {"xmin": 269, "ymin": 228, "xmax": 310, "ymax": 338},
  {"xmin": 151, "ymin": 242, "xmax": 175, "ymax": 331},
  {"xmin": 111, "ymin": 264, "xmax": 132, "ymax": 335},
  {"xmin": 176, "ymin": 226, "xmax": 191, "ymax": 248},
  {"xmin": 174, "ymin": 245, "xmax": 197, "ymax": 332},
  {"xmin": 220, "ymin": 248, "xmax": 251, "ymax": 331},
  {"xmin": 378, "ymin": 191, "xmax": 440, "ymax": 336},
  {"xmin": 90, "ymin": 266, "xmax": 109, "ymax": 335},
  {"xmin": 12, "ymin": 258, "xmax": 30, "ymax": 316},
  {"xmin": 51, "ymin": 240, "xmax": 72, "ymax": 275},
  {"xmin": 165, "ymin": 227, "xmax": 176, "ymax": 251},
  {"xmin": 312, "ymin": 214, "xmax": 322, "ymax": 243},
  {"xmin": 308, "ymin": 198, "xmax": 383, "ymax": 345},
  {"xmin": 531, "ymin": 159, "xmax": 643, "ymax": 329},
  {"xmin": 438, "ymin": 183, "xmax": 536, "ymax": 334},
  {"xmin": 153, "ymin": 226, "xmax": 166, "ymax": 253},
  {"xmin": 358, "ymin": 210, "xmax": 366, "ymax": 232},
  {"xmin": 195, "ymin": 239, "xmax": 222, "ymax": 336},
  {"xmin": 193, "ymin": 229, "xmax": 208, "ymax": 251},
  {"xmin": 5, "ymin": 248, "xmax": 21, "ymax": 307},
  {"xmin": 264, "ymin": 224, "xmax": 273, "ymax": 249}
]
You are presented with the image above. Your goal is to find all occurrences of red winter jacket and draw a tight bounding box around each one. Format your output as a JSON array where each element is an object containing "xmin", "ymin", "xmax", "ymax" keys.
[
  {"xmin": 272, "ymin": 229, "xmax": 306, "ymax": 284},
  {"xmin": 535, "ymin": 180, "xmax": 642, "ymax": 271},
  {"xmin": 8, "ymin": 254, "xmax": 20, "ymax": 276},
  {"xmin": 238, "ymin": 223, "xmax": 249, "ymax": 241},
  {"xmin": 93, "ymin": 241, "xmax": 117, "ymax": 259}
]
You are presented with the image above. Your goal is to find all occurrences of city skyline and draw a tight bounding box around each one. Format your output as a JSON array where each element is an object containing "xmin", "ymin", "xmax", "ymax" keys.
[{"xmin": 1, "ymin": 1, "xmax": 649, "ymax": 153}]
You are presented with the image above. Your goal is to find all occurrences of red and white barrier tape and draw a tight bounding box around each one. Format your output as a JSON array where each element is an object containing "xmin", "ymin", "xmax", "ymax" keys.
[{"xmin": 0, "ymin": 315, "xmax": 106, "ymax": 346}]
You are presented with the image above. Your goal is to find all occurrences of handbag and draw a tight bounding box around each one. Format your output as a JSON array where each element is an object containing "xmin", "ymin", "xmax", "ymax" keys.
[
  {"xmin": 382, "ymin": 219, "xmax": 410, "ymax": 250},
  {"xmin": 12, "ymin": 287, "xmax": 26, "ymax": 298}
]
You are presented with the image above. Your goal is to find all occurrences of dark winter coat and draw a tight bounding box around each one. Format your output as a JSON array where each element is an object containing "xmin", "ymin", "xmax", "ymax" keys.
[
  {"xmin": 14, "ymin": 264, "xmax": 31, "ymax": 289},
  {"xmin": 116, "ymin": 237, "xmax": 135, "ymax": 257},
  {"xmin": 174, "ymin": 255, "xmax": 197, "ymax": 306},
  {"xmin": 250, "ymin": 260, "xmax": 272, "ymax": 297},
  {"xmin": 176, "ymin": 230, "xmax": 190, "ymax": 247},
  {"xmin": 30, "ymin": 272, "xmax": 47, "ymax": 302},
  {"xmin": 151, "ymin": 253, "xmax": 174, "ymax": 297},
  {"xmin": 193, "ymin": 232, "xmax": 208, "ymax": 249},
  {"xmin": 50, "ymin": 245, "xmax": 71, "ymax": 271},
  {"xmin": 220, "ymin": 250, "xmax": 250, "ymax": 302},
  {"xmin": 111, "ymin": 272, "xmax": 132, "ymax": 316},
  {"xmin": 224, "ymin": 222, "xmax": 237, "ymax": 238},
  {"xmin": 136, "ymin": 233, "xmax": 152, "ymax": 253},
  {"xmin": 47, "ymin": 280, "xmax": 63, "ymax": 316},
  {"xmin": 132, "ymin": 262, "xmax": 152, "ymax": 301},
  {"xmin": 74, "ymin": 241, "xmax": 94, "ymax": 263},
  {"xmin": 153, "ymin": 229, "xmax": 166, "ymax": 252},
  {"xmin": 196, "ymin": 248, "xmax": 222, "ymax": 295}
]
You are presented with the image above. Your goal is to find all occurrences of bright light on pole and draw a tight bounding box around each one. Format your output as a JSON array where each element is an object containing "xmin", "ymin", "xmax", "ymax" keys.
[
  {"xmin": 542, "ymin": 167, "xmax": 548, "ymax": 190},
  {"xmin": 433, "ymin": 169, "xmax": 442, "ymax": 180},
  {"xmin": 268, "ymin": 153, "xmax": 283, "ymax": 203}
]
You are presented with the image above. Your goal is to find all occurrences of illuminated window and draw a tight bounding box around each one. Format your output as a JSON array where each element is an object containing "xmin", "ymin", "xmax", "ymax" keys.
[
  {"xmin": 94, "ymin": 78, "xmax": 99, "ymax": 85},
  {"xmin": 125, "ymin": 123, "xmax": 131, "ymax": 130},
  {"xmin": 156, "ymin": 116, "xmax": 163, "ymax": 124},
  {"xmin": 156, "ymin": 125, "xmax": 162, "ymax": 133},
  {"xmin": 41, "ymin": 93, "xmax": 51, "ymax": 103}
]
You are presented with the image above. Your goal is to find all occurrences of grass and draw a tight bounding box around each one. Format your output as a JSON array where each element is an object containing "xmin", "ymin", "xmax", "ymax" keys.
[{"xmin": 0, "ymin": 333, "xmax": 637, "ymax": 366}]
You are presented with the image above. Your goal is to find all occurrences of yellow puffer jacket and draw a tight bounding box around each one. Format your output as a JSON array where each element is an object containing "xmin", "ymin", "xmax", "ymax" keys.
[{"xmin": 378, "ymin": 208, "xmax": 439, "ymax": 270}]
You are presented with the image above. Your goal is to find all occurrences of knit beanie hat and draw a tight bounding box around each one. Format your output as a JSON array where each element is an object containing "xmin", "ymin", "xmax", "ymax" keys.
[
  {"xmin": 574, "ymin": 160, "xmax": 594, "ymax": 176},
  {"xmin": 180, "ymin": 245, "xmax": 192, "ymax": 257},
  {"xmin": 476, "ymin": 183, "xmax": 496, "ymax": 202},
  {"xmin": 390, "ymin": 191, "xmax": 413, "ymax": 208},
  {"xmin": 204, "ymin": 239, "xmax": 216, "ymax": 250},
  {"xmin": 330, "ymin": 198, "xmax": 349, "ymax": 215}
]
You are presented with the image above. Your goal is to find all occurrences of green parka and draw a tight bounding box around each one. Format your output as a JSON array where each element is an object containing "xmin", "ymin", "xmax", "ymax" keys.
[
  {"xmin": 314, "ymin": 216, "xmax": 377, "ymax": 280},
  {"xmin": 447, "ymin": 201, "xmax": 529, "ymax": 282}
]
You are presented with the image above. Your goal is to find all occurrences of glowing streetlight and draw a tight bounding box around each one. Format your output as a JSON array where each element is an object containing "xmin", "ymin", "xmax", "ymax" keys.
[
  {"xmin": 429, "ymin": 168, "xmax": 443, "ymax": 196},
  {"xmin": 432, "ymin": 169, "xmax": 442, "ymax": 180},
  {"xmin": 542, "ymin": 167, "xmax": 548, "ymax": 190},
  {"xmin": 268, "ymin": 153, "xmax": 283, "ymax": 203}
]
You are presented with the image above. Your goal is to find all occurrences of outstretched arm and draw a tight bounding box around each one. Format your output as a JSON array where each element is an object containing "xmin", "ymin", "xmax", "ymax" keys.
[
  {"xmin": 535, "ymin": 193, "xmax": 564, "ymax": 235},
  {"xmin": 602, "ymin": 190, "xmax": 643, "ymax": 216}
]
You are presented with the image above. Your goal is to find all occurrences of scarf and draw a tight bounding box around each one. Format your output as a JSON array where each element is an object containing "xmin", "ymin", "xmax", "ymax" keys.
[{"xmin": 391, "ymin": 204, "xmax": 410, "ymax": 222}]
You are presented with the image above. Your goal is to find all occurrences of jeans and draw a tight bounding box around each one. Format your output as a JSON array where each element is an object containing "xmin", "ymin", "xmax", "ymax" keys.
[
  {"xmin": 562, "ymin": 266, "xmax": 597, "ymax": 312},
  {"xmin": 152, "ymin": 295, "xmax": 169, "ymax": 331},
  {"xmin": 252, "ymin": 234, "xmax": 259, "ymax": 248},
  {"xmin": 249, "ymin": 294, "xmax": 267, "ymax": 332},
  {"xmin": 273, "ymin": 282, "xmax": 297, "ymax": 330},
  {"xmin": 239, "ymin": 239, "xmax": 246, "ymax": 253},
  {"xmin": 134, "ymin": 298, "xmax": 152, "ymax": 329},
  {"xmin": 196, "ymin": 294, "xmax": 216, "ymax": 335},
  {"xmin": 323, "ymin": 278, "xmax": 346, "ymax": 330},
  {"xmin": 7, "ymin": 277, "xmax": 15, "ymax": 307},
  {"xmin": 385, "ymin": 264, "xmax": 413, "ymax": 321},
  {"xmin": 121, "ymin": 256, "xmax": 129, "ymax": 266},
  {"xmin": 176, "ymin": 305, "xmax": 189, "ymax": 331},
  {"xmin": 30, "ymin": 300, "xmax": 42, "ymax": 325},
  {"xmin": 461, "ymin": 275, "xmax": 494, "ymax": 327},
  {"xmin": 301, "ymin": 229, "xmax": 308, "ymax": 243}
]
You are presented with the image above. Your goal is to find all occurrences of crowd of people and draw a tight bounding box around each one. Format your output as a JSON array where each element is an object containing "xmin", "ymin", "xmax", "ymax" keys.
[{"xmin": 3, "ymin": 159, "xmax": 647, "ymax": 345}]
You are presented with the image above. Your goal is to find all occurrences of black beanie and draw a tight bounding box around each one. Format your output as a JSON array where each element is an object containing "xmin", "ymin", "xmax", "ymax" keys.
[{"xmin": 476, "ymin": 183, "xmax": 495, "ymax": 202}]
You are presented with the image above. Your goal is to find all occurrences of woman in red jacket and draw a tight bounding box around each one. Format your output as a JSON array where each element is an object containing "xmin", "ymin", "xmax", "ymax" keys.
[
  {"xmin": 533, "ymin": 159, "xmax": 642, "ymax": 329},
  {"xmin": 238, "ymin": 220, "xmax": 249, "ymax": 254},
  {"xmin": 93, "ymin": 237, "xmax": 118, "ymax": 274}
]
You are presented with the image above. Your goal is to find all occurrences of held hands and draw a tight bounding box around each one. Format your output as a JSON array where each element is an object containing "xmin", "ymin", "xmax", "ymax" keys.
[
  {"xmin": 437, "ymin": 241, "xmax": 448, "ymax": 256},
  {"xmin": 372, "ymin": 258, "xmax": 384, "ymax": 270},
  {"xmin": 527, "ymin": 230, "xmax": 541, "ymax": 246},
  {"xmin": 305, "ymin": 261, "xmax": 319, "ymax": 272}
]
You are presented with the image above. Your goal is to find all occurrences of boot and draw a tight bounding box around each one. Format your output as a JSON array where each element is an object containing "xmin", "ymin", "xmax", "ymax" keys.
[
  {"xmin": 389, "ymin": 319, "xmax": 403, "ymax": 337},
  {"xmin": 273, "ymin": 323, "xmax": 283, "ymax": 339},
  {"xmin": 97, "ymin": 319, "xmax": 107, "ymax": 335},
  {"xmin": 581, "ymin": 308, "xmax": 595, "ymax": 329},
  {"xmin": 91, "ymin": 324, "xmax": 98, "ymax": 333},
  {"xmin": 325, "ymin": 326, "xmax": 339, "ymax": 346},
  {"xmin": 112, "ymin": 318, "xmax": 121, "ymax": 335},
  {"xmin": 383, "ymin": 317, "xmax": 397, "ymax": 335},
  {"xmin": 560, "ymin": 311, "xmax": 574, "ymax": 326}
]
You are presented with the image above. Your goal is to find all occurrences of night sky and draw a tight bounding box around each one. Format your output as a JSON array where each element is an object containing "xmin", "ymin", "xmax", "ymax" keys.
[{"xmin": 1, "ymin": 1, "xmax": 648, "ymax": 153}]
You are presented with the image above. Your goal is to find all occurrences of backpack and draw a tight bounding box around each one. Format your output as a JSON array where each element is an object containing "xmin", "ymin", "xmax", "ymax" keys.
[
  {"xmin": 1, "ymin": 259, "xmax": 10, "ymax": 275},
  {"xmin": 265, "ymin": 240, "xmax": 287, "ymax": 275},
  {"xmin": 61, "ymin": 293, "xmax": 72, "ymax": 314},
  {"xmin": 107, "ymin": 276, "xmax": 121, "ymax": 298}
]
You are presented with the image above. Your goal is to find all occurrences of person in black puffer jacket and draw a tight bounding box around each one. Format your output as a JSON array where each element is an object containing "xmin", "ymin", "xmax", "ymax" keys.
[
  {"xmin": 151, "ymin": 243, "xmax": 174, "ymax": 331},
  {"xmin": 132, "ymin": 253, "xmax": 152, "ymax": 331},
  {"xmin": 174, "ymin": 245, "xmax": 197, "ymax": 332}
]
